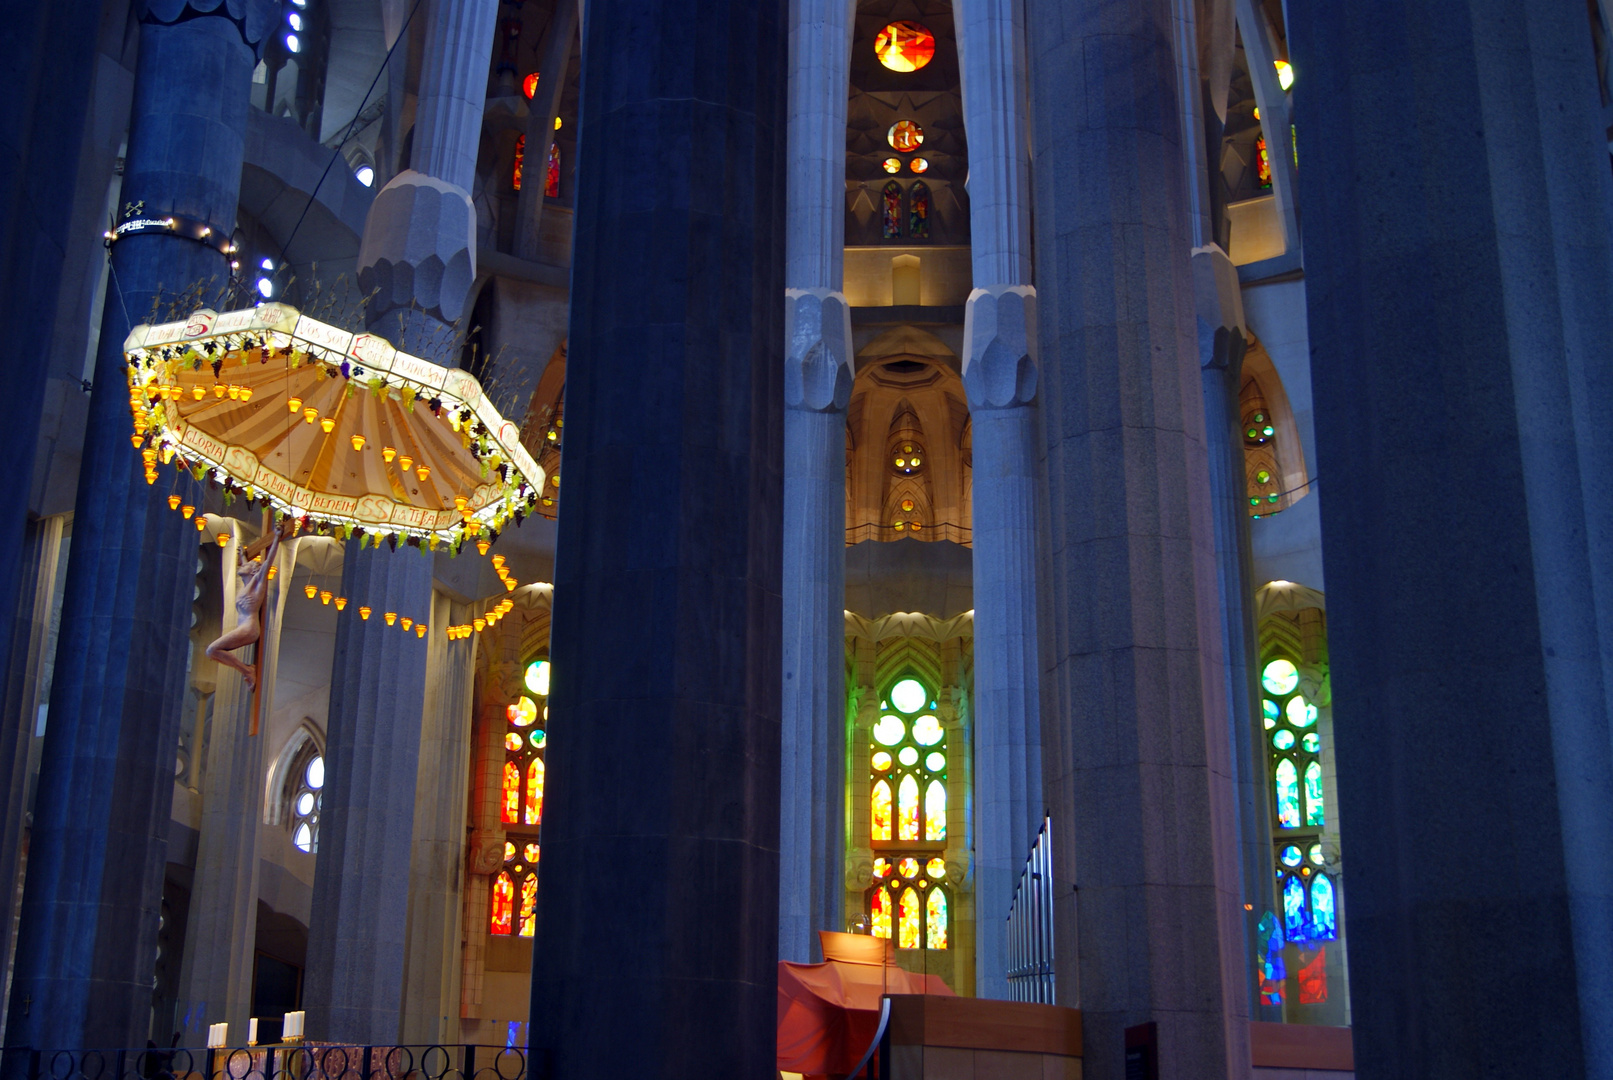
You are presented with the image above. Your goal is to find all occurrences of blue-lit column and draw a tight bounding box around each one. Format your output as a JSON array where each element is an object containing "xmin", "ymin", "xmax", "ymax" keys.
[{"xmin": 3, "ymin": 0, "xmax": 273, "ymax": 1053}]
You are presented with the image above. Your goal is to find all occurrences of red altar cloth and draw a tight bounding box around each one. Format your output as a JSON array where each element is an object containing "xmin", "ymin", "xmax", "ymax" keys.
[{"xmin": 777, "ymin": 931, "xmax": 953, "ymax": 1078}]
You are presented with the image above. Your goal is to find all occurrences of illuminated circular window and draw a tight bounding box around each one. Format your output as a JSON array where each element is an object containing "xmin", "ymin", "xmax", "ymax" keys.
[
  {"xmin": 874, "ymin": 21, "xmax": 936, "ymax": 72},
  {"xmin": 1280, "ymin": 845, "xmax": 1303, "ymax": 867},
  {"xmin": 887, "ymin": 120, "xmax": 924, "ymax": 153},
  {"xmin": 1262, "ymin": 699, "xmax": 1279, "ymax": 729},
  {"xmin": 1301, "ymin": 732, "xmax": 1320, "ymax": 752},
  {"xmin": 530, "ymin": 729, "xmax": 547, "ymax": 749},
  {"xmin": 874, "ymin": 715, "xmax": 907, "ymax": 746},
  {"xmin": 897, "ymin": 856, "xmax": 922, "ymax": 877},
  {"xmin": 889, "ymin": 678, "xmax": 927, "ymax": 714},
  {"xmin": 509, "ymin": 696, "xmax": 538, "ymax": 727},
  {"xmin": 912, "ymin": 714, "xmax": 944, "ymax": 746},
  {"xmin": 1272, "ymin": 729, "xmax": 1295, "ymax": 750},
  {"xmin": 522, "ymin": 72, "xmax": 539, "ymax": 99},
  {"xmin": 872, "ymin": 751, "xmax": 893, "ymax": 771},
  {"xmin": 1244, "ymin": 410, "xmax": 1275, "ymax": 446},
  {"xmin": 1261, "ymin": 659, "xmax": 1299, "ymax": 695},
  {"xmin": 873, "ymin": 858, "xmax": 890, "ymax": 879},
  {"xmin": 1308, "ymin": 843, "xmax": 1325, "ymax": 865},
  {"xmin": 882, "ymin": 157, "xmax": 902, "ymax": 174},
  {"xmin": 909, "ymin": 158, "xmax": 929, "ymax": 174},
  {"xmin": 1286, "ymin": 696, "xmax": 1318, "ymax": 728},
  {"xmin": 925, "ymin": 751, "xmax": 944, "ymax": 771},
  {"xmin": 505, "ymin": 732, "xmax": 523, "ymax": 751},
  {"xmin": 291, "ymin": 754, "xmax": 324, "ymax": 854},
  {"xmin": 926, "ymin": 857, "xmax": 946, "ymax": 879},
  {"xmin": 525, "ymin": 659, "xmax": 551, "ymax": 696},
  {"xmin": 900, "ymin": 498, "xmax": 915, "ymax": 512},
  {"xmin": 892, "ymin": 443, "xmax": 924, "ymax": 474},
  {"xmin": 898, "ymin": 746, "xmax": 919, "ymax": 767}
]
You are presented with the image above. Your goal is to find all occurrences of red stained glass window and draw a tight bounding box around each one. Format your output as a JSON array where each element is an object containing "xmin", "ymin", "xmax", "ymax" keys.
[
  {"xmin": 908, "ymin": 182, "xmax": 930, "ymax": 240},
  {"xmin": 1298, "ymin": 946, "xmax": 1327, "ymax": 1004},
  {"xmin": 491, "ymin": 871, "xmax": 514, "ymax": 935},
  {"xmin": 513, "ymin": 134, "xmax": 526, "ymax": 192},
  {"xmin": 882, "ymin": 181, "xmax": 902, "ymax": 240},
  {"xmin": 874, "ymin": 22, "xmax": 936, "ymax": 73},
  {"xmin": 502, "ymin": 760, "xmax": 520, "ymax": 824},
  {"xmin": 522, "ymin": 72, "xmax": 539, "ymax": 100},
  {"xmin": 545, "ymin": 142, "xmax": 560, "ymax": 199},
  {"xmin": 525, "ymin": 757, "xmax": 545, "ymax": 826}
]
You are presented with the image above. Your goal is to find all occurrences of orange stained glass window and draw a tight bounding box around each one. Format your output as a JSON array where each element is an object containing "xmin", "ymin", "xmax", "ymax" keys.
[
  {"xmin": 926, "ymin": 887, "xmax": 948, "ymax": 949},
  {"xmin": 924, "ymin": 779, "xmax": 946, "ymax": 840},
  {"xmin": 897, "ymin": 887, "xmax": 920, "ymax": 949},
  {"xmin": 505, "ymin": 732, "xmax": 523, "ymax": 751},
  {"xmin": 502, "ymin": 760, "xmax": 520, "ymax": 824},
  {"xmin": 898, "ymin": 774, "xmax": 920, "ymax": 841},
  {"xmin": 519, "ymin": 875, "xmax": 538, "ymax": 937},
  {"xmin": 871, "ymin": 885, "xmax": 892, "ymax": 939},
  {"xmin": 522, "ymin": 72, "xmax": 539, "ymax": 99},
  {"xmin": 872, "ymin": 778, "xmax": 893, "ymax": 840},
  {"xmin": 491, "ymin": 871, "xmax": 514, "ymax": 935},
  {"xmin": 524, "ymin": 843, "xmax": 540, "ymax": 863},
  {"xmin": 513, "ymin": 134, "xmax": 525, "ymax": 191},
  {"xmin": 525, "ymin": 757, "xmax": 545, "ymax": 826},
  {"xmin": 887, "ymin": 120, "xmax": 924, "ymax": 153},
  {"xmin": 545, "ymin": 142, "xmax": 560, "ymax": 198},
  {"xmin": 874, "ymin": 22, "xmax": 936, "ymax": 72}
]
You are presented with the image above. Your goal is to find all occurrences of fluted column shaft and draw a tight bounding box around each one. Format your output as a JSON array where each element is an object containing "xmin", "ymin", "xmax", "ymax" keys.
[
  {"xmin": 413, "ymin": 0, "xmax": 501, "ymax": 194},
  {"xmin": 3, "ymin": 3, "xmax": 269, "ymax": 1052},
  {"xmin": 778, "ymin": 0, "xmax": 854, "ymax": 963},
  {"xmin": 956, "ymin": 0, "xmax": 1043, "ymax": 1000},
  {"xmin": 1027, "ymin": 0, "xmax": 1246, "ymax": 1075}
]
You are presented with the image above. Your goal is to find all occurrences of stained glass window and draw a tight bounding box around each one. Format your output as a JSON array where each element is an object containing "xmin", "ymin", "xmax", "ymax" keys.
[
  {"xmin": 1304, "ymin": 761, "xmax": 1324, "ymax": 826},
  {"xmin": 882, "ymin": 157, "xmax": 901, "ymax": 174},
  {"xmin": 874, "ymin": 22, "xmax": 935, "ymax": 72},
  {"xmin": 1282, "ymin": 873, "xmax": 1307, "ymax": 942},
  {"xmin": 513, "ymin": 134, "xmax": 525, "ymax": 191},
  {"xmin": 525, "ymin": 659, "xmax": 550, "ymax": 696},
  {"xmin": 1274, "ymin": 758, "xmax": 1299, "ymax": 828},
  {"xmin": 882, "ymin": 181, "xmax": 902, "ymax": 240},
  {"xmin": 1257, "ymin": 911, "xmax": 1286, "ymax": 1005},
  {"xmin": 909, "ymin": 158, "xmax": 928, "ymax": 174},
  {"xmin": 491, "ymin": 872, "xmax": 514, "ymax": 935},
  {"xmin": 545, "ymin": 141, "xmax": 560, "ymax": 199},
  {"xmin": 289, "ymin": 748, "xmax": 323, "ymax": 853},
  {"xmin": 909, "ymin": 182, "xmax": 930, "ymax": 240},
  {"xmin": 887, "ymin": 120, "xmax": 924, "ymax": 152},
  {"xmin": 1261, "ymin": 659, "xmax": 1299, "ymax": 695},
  {"xmin": 1310, "ymin": 874, "xmax": 1337, "ymax": 940},
  {"xmin": 519, "ymin": 875, "xmax": 538, "ymax": 936},
  {"xmin": 502, "ymin": 760, "xmax": 521, "ymax": 824},
  {"xmin": 866, "ymin": 672, "xmax": 948, "ymax": 949},
  {"xmin": 1256, "ymin": 136, "xmax": 1272, "ymax": 189},
  {"xmin": 525, "ymin": 757, "xmax": 545, "ymax": 826}
]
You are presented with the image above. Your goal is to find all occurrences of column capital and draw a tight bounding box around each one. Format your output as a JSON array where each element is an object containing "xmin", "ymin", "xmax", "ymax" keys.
[
  {"xmin": 962, "ymin": 285, "xmax": 1039, "ymax": 410},
  {"xmin": 138, "ymin": 0, "xmax": 279, "ymax": 58},
  {"xmin": 784, "ymin": 288, "xmax": 853, "ymax": 413},
  {"xmin": 358, "ymin": 170, "xmax": 478, "ymax": 331},
  {"xmin": 1192, "ymin": 245, "xmax": 1248, "ymax": 373}
]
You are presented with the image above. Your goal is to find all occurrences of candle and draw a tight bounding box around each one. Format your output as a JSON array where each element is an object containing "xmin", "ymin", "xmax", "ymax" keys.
[{"xmin": 248, "ymin": 1018, "xmax": 258, "ymax": 1046}]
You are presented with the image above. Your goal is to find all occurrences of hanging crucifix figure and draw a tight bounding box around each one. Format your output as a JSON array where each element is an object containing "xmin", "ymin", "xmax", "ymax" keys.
[{"xmin": 205, "ymin": 518, "xmax": 293, "ymax": 734}]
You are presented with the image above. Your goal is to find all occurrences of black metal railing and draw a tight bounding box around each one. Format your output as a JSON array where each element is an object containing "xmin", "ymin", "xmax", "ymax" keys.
[
  {"xmin": 2, "ymin": 1045, "xmax": 531, "ymax": 1080},
  {"xmin": 1006, "ymin": 816, "xmax": 1055, "ymax": 1004}
]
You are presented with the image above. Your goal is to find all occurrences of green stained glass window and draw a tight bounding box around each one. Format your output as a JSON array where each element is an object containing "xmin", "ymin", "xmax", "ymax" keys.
[
  {"xmin": 525, "ymin": 659, "xmax": 550, "ymax": 696},
  {"xmin": 1272, "ymin": 729, "xmax": 1295, "ymax": 750},
  {"xmin": 1262, "ymin": 659, "xmax": 1300, "ymax": 695},
  {"xmin": 1308, "ymin": 843, "xmax": 1325, "ymax": 866},
  {"xmin": 890, "ymin": 678, "xmax": 926, "ymax": 714},
  {"xmin": 1305, "ymin": 761, "xmax": 1325, "ymax": 826},
  {"xmin": 1287, "ymin": 695, "xmax": 1318, "ymax": 728},
  {"xmin": 1275, "ymin": 758, "xmax": 1300, "ymax": 828},
  {"xmin": 1301, "ymin": 732, "xmax": 1320, "ymax": 752},
  {"xmin": 1262, "ymin": 699, "xmax": 1279, "ymax": 729}
]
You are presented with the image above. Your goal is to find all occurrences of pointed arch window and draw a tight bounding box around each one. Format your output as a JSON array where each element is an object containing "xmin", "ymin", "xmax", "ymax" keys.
[
  {"xmin": 882, "ymin": 181, "xmax": 903, "ymax": 239},
  {"xmin": 908, "ymin": 181, "xmax": 930, "ymax": 239},
  {"xmin": 866, "ymin": 674, "xmax": 949, "ymax": 950},
  {"xmin": 1263, "ymin": 654, "xmax": 1338, "ymax": 947},
  {"xmin": 492, "ymin": 656, "xmax": 550, "ymax": 937}
]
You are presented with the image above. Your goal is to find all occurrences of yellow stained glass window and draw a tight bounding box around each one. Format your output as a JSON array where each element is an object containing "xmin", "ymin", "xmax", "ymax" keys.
[
  {"xmin": 519, "ymin": 875, "xmax": 538, "ymax": 937},
  {"xmin": 504, "ymin": 841, "xmax": 515, "ymax": 862},
  {"xmin": 512, "ymin": 696, "xmax": 538, "ymax": 727},
  {"xmin": 872, "ymin": 857, "xmax": 891, "ymax": 879},
  {"xmin": 889, "ymin": 678, "xmax": 926, "ymax": 713},
  {"xmin": 525, "ymin": 659, "xmax": 551, "ymax": 696},
  {"xmin": 898, "ymin": 887, "xmax": 920, "ymax": 948},
  {"xmin": 926, "ymin": 857, "xmax": 945, "ymax": 879},
  {"xmin": 871, "ymin": 885, "xmax": 892, "ymax": 939},
  {"xmin": 881, "ymin": 157, "xmax": 901, "ymax": 174},
  {"xmin": 872, "ymin": 750, "xmax": 892, "ymax": 771},
  {"xmin": 925, "ymin": 779, "xmax": 947, "ymax": 840},
  {"xmin": 887, "ymin": 120, "xmax": 924, "ymax": 153},
  {"xmin": 502, "ymin": 761, "xmax": 520, "ymax": 824},
  {"xmin": 874, "ymin": 21, "xmax": 935, "ymax": 72},
  {"xmin": 872, "ymin": 778, "xmax": 893, "ymax": 841},
  {"xmin": 898, "ymin": 774, "xmax": 920, "ymax": 841},
  {"xmin": 926, "ymin": 888, "xmax": 948, "ymax": 949},
  {"xmin": 897, "ymin": 856, "xmax": 920, "ymax": 878},
  {"xmin": 525, "ymin": 757, "xmax": 545, "ymax": 825},
  {"xmin": 524, "ymin": 843, "xmax": 540, "ymax": 863},
  {"xmin": 505, "ymin": 732, "xmax": 523, "ymax": 751},
  {"xmin": 491, "ymin": 871, "xmax": 514, "ymax": 935}
]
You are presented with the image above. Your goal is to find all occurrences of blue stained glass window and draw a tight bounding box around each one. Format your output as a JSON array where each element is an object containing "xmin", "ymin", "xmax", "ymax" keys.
[
  {"xmin": 1262, "ymin": 699, "xmax": 1280, "ymax": 728},
  {"xmin": 1280, "ymin": 844, "xmax": 1302, "ymax": 867},
  {"xmin": 1275, "ymin": 758, "xmax": 1300, "ymax": 828},
  {"xmin": 1310, "ymin": 873, "xmax": 1337, "ymax": 940},
  {"xmin": 1305, "ymin": 760, "xmax": 1325, "ymax": 826},
  {"xmin": 1283, "ymin": 874, "xmax": 1308, "ymax": 943}
]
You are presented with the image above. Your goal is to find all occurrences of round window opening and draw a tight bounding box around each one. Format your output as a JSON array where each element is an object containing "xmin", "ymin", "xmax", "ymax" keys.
[{"xmin": 874, "ymin": 22, "xmax": 936, "ymax": 72}]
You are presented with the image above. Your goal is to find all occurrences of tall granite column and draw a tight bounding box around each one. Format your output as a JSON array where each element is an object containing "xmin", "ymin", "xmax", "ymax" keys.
[
  {"xmin": 305, "ymin": 0, "xmax": 498, "ymax": 1045},
  {"xmin": 399, "ymin": 592, "xmax": 476, "ymax": 1045},
  {"xmin": 2, "ymin": 0, "xmax": 272, "ymax": 1053},
  {"xmin": 1289, "ymin": 2, "xmax": 1613, "ymax": 1076},
  {"xmin": 779, "ymin": 0, "xmax": 853, "ymax": 966},
  {"xmin": 528, "ymin": 0, "xmax": 785, "ymax": 1076},
  {"xmin": 174, "ymin": 526, "xmax": 298, "ymax": 1045},
  {"xmin": 955, "ymin": 0, "xmax": 1046, "ymax": 1000},
  {"xmin": 1027, "ymin": 0, "xmax": 1247, "ymax": 1076}
]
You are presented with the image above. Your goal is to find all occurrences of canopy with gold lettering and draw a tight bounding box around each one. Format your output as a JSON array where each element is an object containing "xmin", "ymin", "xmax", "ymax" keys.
[{"xmin": 123, "ymin": 304, "xmax": 543, "ymax": 551}]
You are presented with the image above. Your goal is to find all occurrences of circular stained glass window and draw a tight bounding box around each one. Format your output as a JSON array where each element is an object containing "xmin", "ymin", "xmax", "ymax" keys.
[
  {"xmin": 912, "ymin": 714, "xmax": 943, "ymax": 746},
  {"xmin": 874, "ymin": 21, "xmax": 936, "ymax": 72},
  {"xmin": 887, "ymin": 120, "xmax": 924, "ymax": 153},
  {"xmin": 306, "ymin": 756, "xmax": 324, "ymax": 789},
  {"xmin": 909, "ymin": 157, "xmax": 929, "ymax": 174},
  {"xmin": 296, "ymin": 792, "xmax": 315, "ymax": 816},
  {"xmin": 1308, "ymin": 843, "xmax": 1325, "ymax": 866},
  {"xmin": 525, "ymin": 843, "xmax": 541, "ymax": 863},
  {"xmin": 505, "ymin": 841, "xmax": 516, "ymax": 862},
  {"xmin": 890, "ymin": 678, "xmax": 927, "ymax": 714},
  {"xmin": 530, "ymin": 729, "xmax": 547, "ymax": 749},
  {"xmin": 1280, "ymin": 845, "xmax": 1302, "ymax": 867},
  {"xmin": 1261, "ymin": 659, "xmax": 1300, "ymax": 695},
  {"xmin": 872, "ymin": 751, "xmax": 892, "ymax": 771},
  {"xmin": 1262, "ymin": 700, "xmax": 1278, "ymax": 729},
  {"xmin": 525, "ymin": 659, "xmax": 551, "ymax": 697},
  {"xmin": 898, "ymin": 746, "xmax": 919, "ymax": 767},
  {"xmin": 505, "ymin": 732, "xmax": 523, "ymax": 751},
  {"xmin": 926, "ymin": 857, "xmax": 946, "ymax": 879},
  {"xmin": 873, "ymin": 858, "xmax": 890, "ymax": 879},
  {"xmin": 1287, "ymin": 696, "xmax": 1318, "ymax": 728},
  {"xmin": 925, "ymin": 751, "xmax": 945, "ymax": 772},
  {"xmin": 897, "ymin": 856, "xmax": 921, "ymax": 878},
  {"xmin": 873, "ymin": 715, "xmax": 906, "ymax": 746},
  {"xmin": 1272, "ymin": 729, "xmax": 1295, "ymax": 750},
  {"xmin": 511, "ymin": 696, "xmax": 538, "ymax": 727},
  {"xmin": 882, "ymin": 157, "xmax": 901, "ymax": 174},
  {"xmin": 1301, "ymin": 732, "xmax": 1320, "ymax": 752}
]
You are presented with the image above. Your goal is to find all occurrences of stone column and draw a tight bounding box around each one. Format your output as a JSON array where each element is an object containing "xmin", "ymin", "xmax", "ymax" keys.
[
  {"xmin": 955, "ymin": 0, "xmax": 1044, "ymax": 999},
  {"xmin": 3, "ymin": 0, "xmax": 272, "ymax": 1053},
  {"xmin": 1192, "ymin": 245, "xmax": 1274, "ymax": 1019},
  {"xmin": 778, "ymin": 0, "xmax": 854, "ymax": 964},
  {"xmin": 400, "ymin": 592, "xmax": 477, "ymax": 1045},
  {"xmin": 1289, "ymin": 2, "xmax": 1613, "ymax": 1076},
  {"xmin": 512, "ymin": 2, "xmax": 578, "ymax": 262},
  {"xmin": 528, "ymin": 0, "xmax": 785, "ymax": 1076},
  {"xmin": 305, "ymin": 0, "xmax": 498, "ymax": 1045},
  {"xmin": 1026, "ymin": 0, "xmax": 1248, "ymax": 1076},
  {"xmin": 174, "ymin": 526, "xmax": 298, "ymax": 1045}
]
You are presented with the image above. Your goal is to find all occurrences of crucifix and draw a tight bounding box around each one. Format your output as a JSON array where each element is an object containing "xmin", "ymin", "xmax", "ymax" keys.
[{"xmin": 204, "ymin": 518, "xmax": 293, "ymax": 735}]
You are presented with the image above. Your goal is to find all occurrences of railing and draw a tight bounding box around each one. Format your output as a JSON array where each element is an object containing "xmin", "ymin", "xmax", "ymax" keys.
[
  {"xmin": 845, "ymin": 522, "xmax": 972, "ymax": 546},
  {"xmin": 1006, "ymin": 816, "xmax": 1055, "ymax": 1004},
  {"xmin": 0, "ymin": 1045, "xmax": 531, "ymax": 1080}
]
